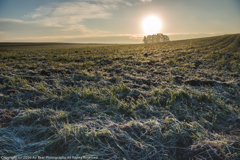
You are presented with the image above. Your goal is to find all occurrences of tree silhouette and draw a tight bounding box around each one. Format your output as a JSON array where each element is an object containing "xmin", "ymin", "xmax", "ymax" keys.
[
  {"xmin": 152, "ymin": 34, "xmax": 157, "ymax": 43},
  {"xmin": 164, "ymin": 35, "xmax": 170, "ymax": 41},
  {"xmin": 143, "ymin": 36, "xmax": 148, "ymax": 44},
  {"xmin": 147, "ymin": 35, "xmax": 152, "ymax": 43},
  {"xmin": 143, "ymin": 33, "xmax": 170, "ymax": 43},
  {"xmin": 157, "ymin": 33, "xmax": 163, "ymax": 42}
]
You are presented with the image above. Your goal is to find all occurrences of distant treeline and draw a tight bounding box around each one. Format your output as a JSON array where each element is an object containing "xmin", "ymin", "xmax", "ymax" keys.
[{"xmin": 143, "ymin": 33, "xmax": 170, "ymax": 44}]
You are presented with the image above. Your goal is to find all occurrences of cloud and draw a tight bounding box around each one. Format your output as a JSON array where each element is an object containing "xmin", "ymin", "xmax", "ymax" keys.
[
  {"xmin": 30, "ymin": 14, "xmax": 42, "ymax": 19},
  {"xmin": 141, "ymin": 0, "xmax": 152, "ymax": 2},
  {"xmin": 0, "ymin": 18, "xmax": 24, "ymax": 23},
  {"xmin": 0, "ymin": 18, "xmax": 110, "ymax": 42},
  {"xmin": 24, "ymin": 2, "xmax": 116, "ymax": 27},
  {"xmin": 24, "ymin": 0, "xmax": 152, "ymax": 26},
  {"xmin": 18, "ymin": 0, "xmax": 151, "ymax": 30},
  {"xmin": 0, "ymin": 0, "xmax": 153, "ymax": 42}
]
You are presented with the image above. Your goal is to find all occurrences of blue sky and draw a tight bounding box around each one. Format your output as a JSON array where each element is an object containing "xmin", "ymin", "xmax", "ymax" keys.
[{"xmin": 0, "ymin": 0, "xmax": 239, "ymax": 43}]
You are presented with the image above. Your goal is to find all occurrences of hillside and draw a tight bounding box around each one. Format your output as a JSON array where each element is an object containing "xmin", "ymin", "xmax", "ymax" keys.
[{"xmin": 0, "ymin": 34, "xmax": 240, "ymax": 159}]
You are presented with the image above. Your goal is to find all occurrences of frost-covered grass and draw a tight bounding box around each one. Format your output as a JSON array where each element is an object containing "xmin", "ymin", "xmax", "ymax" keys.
[{"xmin": 0, "ymin": 34, "xmax": 240, "ymax": 159}]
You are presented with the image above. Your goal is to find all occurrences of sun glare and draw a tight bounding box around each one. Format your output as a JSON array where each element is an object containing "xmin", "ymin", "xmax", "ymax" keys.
[{"xmin": 142, "ymin": 16, "xmax": 162, "ymax": 35}]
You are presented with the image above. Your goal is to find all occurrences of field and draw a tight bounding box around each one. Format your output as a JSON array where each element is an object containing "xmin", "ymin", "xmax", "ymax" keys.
[
  {"xmin": 0, "ymin": 34, "xmax": 240, "ymax": 159},
  {"xmin": 0, "ymin": 43, "xmax": 114, "ymax": 50}
]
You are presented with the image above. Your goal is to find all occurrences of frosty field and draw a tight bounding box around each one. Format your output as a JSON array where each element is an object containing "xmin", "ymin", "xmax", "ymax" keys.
[{"xmin": 0, "ymin": 34, "xmax": 240, "ymax": 159}]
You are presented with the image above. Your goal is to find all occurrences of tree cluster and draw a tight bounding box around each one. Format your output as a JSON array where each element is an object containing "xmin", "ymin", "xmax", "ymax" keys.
[{"xmin": 143, "ymin": 33, "xmax": 170, "ymax": 44}]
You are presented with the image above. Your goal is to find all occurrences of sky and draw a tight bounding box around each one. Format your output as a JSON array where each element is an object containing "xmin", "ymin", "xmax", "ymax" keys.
[{"xmin": 0, "ymin": 0, "xmax": 239, "ymax": 43}]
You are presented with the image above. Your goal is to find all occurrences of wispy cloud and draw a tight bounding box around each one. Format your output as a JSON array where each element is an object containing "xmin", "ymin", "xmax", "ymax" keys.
[
  {"xmin": 141, "ymin": 0, "xmax": 152, "ymax": 2},
  {"xmin": 24, "ymin": 2, "xmax": 116, "ymax": 27},
  {"xmin": 24, "ymin": 0, "xmax": 151, "ymax": 26},
  {"xmin": 0, "ymin": 0, "xmax": 153, "ymax": 42},
  {"xmin": 0, "ymin": 18, "xmax": 24, "ymax": 23},
  {"xmin": 0, "ymin": 18, "xmax": 109, "ymax": 37}
]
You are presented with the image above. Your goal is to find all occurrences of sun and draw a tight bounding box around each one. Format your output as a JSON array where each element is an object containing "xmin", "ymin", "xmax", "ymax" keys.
[{"xmin": 142, "ymin": 16, "xmax": 162, "ymax": 35}]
